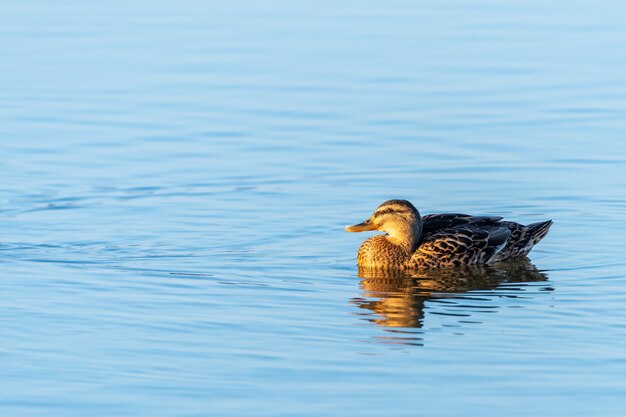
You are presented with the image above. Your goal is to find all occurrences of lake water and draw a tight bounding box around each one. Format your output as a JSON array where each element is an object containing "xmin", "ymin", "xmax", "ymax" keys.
[{"xmin": 2, "ymin": 1, "xmax": 626, "ymax": 416}]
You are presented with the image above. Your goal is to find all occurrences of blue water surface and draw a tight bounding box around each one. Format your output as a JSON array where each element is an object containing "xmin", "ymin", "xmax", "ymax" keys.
[{"xmin": 2, "ymin": 1, "xmax": 626, "ymax": 416}]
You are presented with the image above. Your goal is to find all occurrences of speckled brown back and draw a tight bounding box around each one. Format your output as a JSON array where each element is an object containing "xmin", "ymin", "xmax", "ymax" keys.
[{"xmin": 357, "ymin": 235, "xmax": 412, "ymax": 269}]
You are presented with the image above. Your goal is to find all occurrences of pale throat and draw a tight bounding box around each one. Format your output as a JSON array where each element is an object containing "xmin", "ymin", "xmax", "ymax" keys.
[{"xmin": 384, "ymin": 223, "xmax": 421, "ymax": 251}]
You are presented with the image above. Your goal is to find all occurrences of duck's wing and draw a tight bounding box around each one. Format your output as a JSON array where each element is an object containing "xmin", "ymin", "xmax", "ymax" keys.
[
  {"xmin": 410, "ymin": 225, "xmax": 510, "ymax": 268},
  {"xmin": 421, "ymin": 213, "xmax": 503, "ymax": 240}
]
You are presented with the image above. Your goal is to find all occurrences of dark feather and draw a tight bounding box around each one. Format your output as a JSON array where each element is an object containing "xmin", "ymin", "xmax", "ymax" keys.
[
  {"xmin": 409, "ymin": 225, "xmax": 511, "ymax": 268},
  {"xmin": 491, "ymin": 219, "xmax": 553, "ymax": 261},
  {"xmin": 421, "ymin": 213, "xmax": 503, "ymax": 240}
]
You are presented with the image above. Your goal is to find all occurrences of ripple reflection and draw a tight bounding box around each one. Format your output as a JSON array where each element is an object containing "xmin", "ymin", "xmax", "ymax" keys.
[{"xmin": 351, "ymin": 260, "xmax": 553, "ymax": 340}]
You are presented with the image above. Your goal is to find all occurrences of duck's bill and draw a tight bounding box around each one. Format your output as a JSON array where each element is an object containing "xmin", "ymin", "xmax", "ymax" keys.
[{"xmin": 345, "ymin": 219, "xmax": 377, "ymax": 232}]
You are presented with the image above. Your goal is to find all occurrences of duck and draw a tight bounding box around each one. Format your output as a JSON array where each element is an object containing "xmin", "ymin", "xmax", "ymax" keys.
[{"xmin": 345, "ymin": 199, "xmax": 552, "ymax": 269}]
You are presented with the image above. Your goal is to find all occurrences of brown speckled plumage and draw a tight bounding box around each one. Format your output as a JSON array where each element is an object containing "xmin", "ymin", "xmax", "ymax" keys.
[
  {"xmin": 357, "ymin": 235, "xmax": 412, "ymax": 269},
  {"xmin": 346, "ymin": 199, "xmax": 552, "ymax": 269}
]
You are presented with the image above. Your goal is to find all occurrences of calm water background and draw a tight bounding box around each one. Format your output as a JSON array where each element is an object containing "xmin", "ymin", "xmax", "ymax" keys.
[{"xmin": 2, "ymin": 1, "xmax": 626, "ymax": 416}]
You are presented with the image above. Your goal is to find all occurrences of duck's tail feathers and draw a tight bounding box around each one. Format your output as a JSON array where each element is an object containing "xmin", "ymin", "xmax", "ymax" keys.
[
  {"xmin": 489, "ymin": 219, "xmax": 553, "ymax": 264},
  {"xmin": 523, "ymin": 220, "xmax": 553, "ymax": 253}
]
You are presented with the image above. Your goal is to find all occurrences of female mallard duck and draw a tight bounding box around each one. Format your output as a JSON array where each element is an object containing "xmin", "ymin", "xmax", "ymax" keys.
[{"xmin": 346, "ymin": 199, "xmax": 552, "ymax": 269}]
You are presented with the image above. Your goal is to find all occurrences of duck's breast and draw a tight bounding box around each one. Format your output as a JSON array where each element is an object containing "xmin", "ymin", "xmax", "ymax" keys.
[{"xmin": 357, "ymin": 235, "xmax": 410, "ymax": 268}]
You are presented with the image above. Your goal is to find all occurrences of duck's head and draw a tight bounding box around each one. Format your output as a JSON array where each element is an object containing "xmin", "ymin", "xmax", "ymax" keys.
[{"xmin": 345, "ymin": 199, "xmax": 422, "ymax": 247}]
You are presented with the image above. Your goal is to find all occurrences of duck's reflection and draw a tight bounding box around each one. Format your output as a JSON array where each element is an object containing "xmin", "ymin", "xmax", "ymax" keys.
[{"xmin": 351, "ymin": 259, "xmax": 552, "ymax": 331}]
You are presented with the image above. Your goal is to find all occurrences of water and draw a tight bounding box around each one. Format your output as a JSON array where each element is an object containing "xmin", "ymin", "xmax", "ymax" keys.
[{"xmin": 2, "ymin": 1, "xmax": 626, "ymax": 416}]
